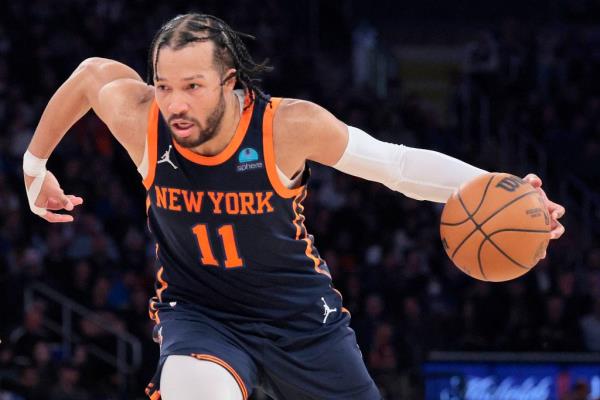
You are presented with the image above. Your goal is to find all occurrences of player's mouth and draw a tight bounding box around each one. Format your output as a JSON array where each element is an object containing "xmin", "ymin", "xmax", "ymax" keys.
[{"xmin": 170, "ymin": 120, "xmax": 196, "ymax": 138}]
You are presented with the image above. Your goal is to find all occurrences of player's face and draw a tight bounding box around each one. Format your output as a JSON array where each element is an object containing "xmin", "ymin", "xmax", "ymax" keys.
[{"xmin": 154, "ymin": 41, "xmax": 229, "ymax": 148}]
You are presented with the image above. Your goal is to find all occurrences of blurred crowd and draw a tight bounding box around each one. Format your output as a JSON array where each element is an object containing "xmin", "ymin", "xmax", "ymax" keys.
[{"xmin": 1, "ymin": 1, "xmax": 599, "ymax": 399}]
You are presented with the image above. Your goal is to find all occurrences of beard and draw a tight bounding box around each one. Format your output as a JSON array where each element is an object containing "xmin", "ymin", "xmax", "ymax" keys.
[{"xmin": 167, "ymin": 89, "xmax": 226, "ymax": 149}]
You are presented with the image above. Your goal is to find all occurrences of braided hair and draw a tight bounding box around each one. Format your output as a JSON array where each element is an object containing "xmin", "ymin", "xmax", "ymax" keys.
[{"xmin": 147, "ymin": 13, "xmax": 272, "ymax": 106}]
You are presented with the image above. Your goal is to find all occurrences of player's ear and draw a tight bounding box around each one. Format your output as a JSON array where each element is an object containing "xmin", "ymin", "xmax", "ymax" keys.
[{"xmin": 220, "ymin": 68, "xmax": 237, "ymax": 90}]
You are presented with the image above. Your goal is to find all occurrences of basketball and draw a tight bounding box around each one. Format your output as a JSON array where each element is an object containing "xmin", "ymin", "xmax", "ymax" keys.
[{"xmin": 440, "ymin": 172, "xmax": 551, "ymax": 282}]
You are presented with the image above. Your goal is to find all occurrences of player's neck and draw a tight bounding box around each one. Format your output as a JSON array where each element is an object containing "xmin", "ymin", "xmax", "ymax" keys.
[{"xmin": 189, "ymin": 91, "xmax": 240, "ymax": 157}]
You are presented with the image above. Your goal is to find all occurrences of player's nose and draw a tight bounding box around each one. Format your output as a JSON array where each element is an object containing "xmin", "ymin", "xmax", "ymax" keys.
[{"xmin": 167, "ymin": 100, "xmax": 190, "ymax": 115}]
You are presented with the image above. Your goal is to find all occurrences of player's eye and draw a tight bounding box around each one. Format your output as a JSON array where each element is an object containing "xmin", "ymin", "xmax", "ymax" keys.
[
  {"xmin": 156, "ymin": 85, "xmax": 170, "ymax": 92},
  {"xmin": 187, "ymin": 83, "xmax": 202, "ymax": 90}
]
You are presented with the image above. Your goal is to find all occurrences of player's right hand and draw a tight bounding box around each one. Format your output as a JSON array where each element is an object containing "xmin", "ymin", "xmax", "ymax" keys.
[{"xmin": 24, "ymin": 171, "xmax": 83, "ymax": 223}]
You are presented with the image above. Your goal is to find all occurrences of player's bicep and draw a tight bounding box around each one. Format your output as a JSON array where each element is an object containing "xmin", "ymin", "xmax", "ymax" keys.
[
  {"xmin": 307, "ymin": 110, "xmax": 349, "ymax": 166},
  {"xmin": 96, "ymin": 79, "xmax": 152, "ymax": 162},
  {"xmin": 79, "ymin": 58, "xmax": 141, "ymax": 99},
  {"xmin": 95, "ymin": 78, "xmax": 150, "ymax": 124},
  {"xmin": 279, "ymin": 100, "xmax": 349, "ymax": 166}
]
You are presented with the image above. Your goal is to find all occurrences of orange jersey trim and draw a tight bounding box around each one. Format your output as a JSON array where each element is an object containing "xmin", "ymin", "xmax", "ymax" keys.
[
  {"xmin": 143, "ymin": 100, "xmax": 159, "ymax": 189},
  {"xmin": 333, "ymin": 288, "xmax": 351, "ymax": 315},
  {"xmin": 145, "ymin": 382, "xmax": 160, "ymax": 400},
  {"xmin": 292, "ymin": 189, "xmax": 331, "ymax": 279},
  {"xmin": 148, "ymin": 265, "xmax": 169, "ymax": 325},
  {"xmin": 156, "ymin": 266, "xmax": 168, "ymax": 302},
  {"xmin": 149, "ymin": 391, "xmax": 160, "ymax": 400},
  {"xmin": 263, "ymin": 98, "xmax": 304, "ymax": 199},
  {"xmin": 292, "ymin": 189, "xmax": 308, "ymax": 240},
  {"xmin": 190, "ymin": 353, "xmax": 249, "ymax": 400},
  {"xmin": 148, "ymin": 299, "xmax": 159, "ymax": 324},
  {"xmin": 172, "ymin": 94, "xmax": 254, "ymax": 166}
]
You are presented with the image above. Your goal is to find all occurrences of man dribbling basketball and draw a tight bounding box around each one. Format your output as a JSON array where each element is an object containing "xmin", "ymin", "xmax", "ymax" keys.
[
  {"xmin": 22, "ymin": 13, "xmax": 565, "ymax": 400},
  {"xmin": 441, "ymin": 172, "xmax": 556, "ymax": 281}
]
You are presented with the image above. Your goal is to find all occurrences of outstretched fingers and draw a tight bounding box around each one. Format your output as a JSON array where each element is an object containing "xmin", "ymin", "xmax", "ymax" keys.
[
  {"xmin": 548, "ymin": 200, "xmax": 565, "ymax": 220},
  {"xmin": 550, "ymin": 220, "xmax": 565, "ymax": 240},
  {"xmin": 522, "ymin": 173, "xmax": 565, "ymax": 240},
  {"xmin": 41, "ymin": 194, "xmax": 84, "ymax": 222},
  {"xmin": 42, "ymin": 211, "xmax": 75, "ymax": 223},
  {"xmin": 46, "ymin": 195, "xmax": 84, "ymax": 211},
  {"xmin": 523, "ymin": 173, "xmax": 542, "ymax": 188},
  {"xmin": 69, "ymin": 195, "xmax": 84, "ymax": 206}
]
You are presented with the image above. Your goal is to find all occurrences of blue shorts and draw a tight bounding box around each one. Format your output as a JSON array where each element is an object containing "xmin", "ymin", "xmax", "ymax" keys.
[{"xmin": 145, "ymin": 293, "xmax": 381, "ymax": 400}]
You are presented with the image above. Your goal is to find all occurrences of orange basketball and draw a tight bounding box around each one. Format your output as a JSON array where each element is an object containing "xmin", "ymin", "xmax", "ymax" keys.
[{"xmin": 440, "ymin": 172, "xmax": 551, "ymax": 282}]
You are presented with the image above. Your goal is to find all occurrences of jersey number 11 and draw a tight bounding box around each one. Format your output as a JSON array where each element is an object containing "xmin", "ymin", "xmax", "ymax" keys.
[{"xmin": 191, "ymin": 224, "xmax": 244, "ymax": 268}]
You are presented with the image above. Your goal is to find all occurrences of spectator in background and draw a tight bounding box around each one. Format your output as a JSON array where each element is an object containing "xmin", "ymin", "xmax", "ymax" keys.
[
  {"xmin": 580, "ymin": 298, "xmax": 600, "ymax": 351},
  {"xmin": 499, "ymin": 280, "xmax": 538, "ymax": 350},
  {"xmin": 352, "ymin": 21, "xmax": 378, "ymax": 90},
  {"xmin": 65, "ymin": 260, "xmax": 94, "ymax": 307},
  {"xmin": 355, "ymin": 293, "xmax": 386, "ymax": 355},
  {"xmin": 399, "ymin": 296, "xmax": 429, "ymax": 368},
  {"xmin": 539, "ymin": 295, "xmax": 583, "ymax": 351},
  {"xmin": 8, "ymin": 302, "xmax": 49, "ymax": 361},
  {"xmin": 557, "ymin": 271, "xmax": 590, "ymax": 326},
  {"xmin": 5, "ymin": 366, "xmax": 45, "ymax": 400},
  {"xmin": 560, "ymin": 380, "xmax": 592, "ymax": 400},
  {"xmin": 30, "ymin": 341, "xmax": 54, "ymax": 389},
  {"xmin": 368, "ymin": 322, "xmax": 401, "ymax": 399},
  {"xmin": 49, "ymin": 363, "xmax": 89, "ymax": 400},
  {"xmin": 464, "ymin": 31, "xmax": 500, "ymax": 94}
]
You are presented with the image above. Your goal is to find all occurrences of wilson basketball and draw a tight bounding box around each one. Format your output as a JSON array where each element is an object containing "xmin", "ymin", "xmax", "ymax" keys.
[{"xmin": 440, "ymin": 172, "xmax": 551, "ymax": 282}]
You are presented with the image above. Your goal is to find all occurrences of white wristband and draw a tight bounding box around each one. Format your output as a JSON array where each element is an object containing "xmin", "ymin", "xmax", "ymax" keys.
[
  {"xmin": 23, "ymin": 150, "xmax": 48, "ymax": 216},
  {"xmin": 23, "ymin": 150, "xmax": 48, "ymax": 177}
]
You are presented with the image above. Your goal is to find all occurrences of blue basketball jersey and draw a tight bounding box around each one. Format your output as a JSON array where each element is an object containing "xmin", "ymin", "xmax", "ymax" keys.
[{"xmin": 143, "ymin": 94, "xmax": 342, "ymax": 322}]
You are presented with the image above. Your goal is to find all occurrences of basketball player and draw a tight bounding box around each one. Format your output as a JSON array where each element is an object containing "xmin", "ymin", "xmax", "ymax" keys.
[{"xmin": 23, "ymin": 14, "xmax": 565, "ymax": 400}]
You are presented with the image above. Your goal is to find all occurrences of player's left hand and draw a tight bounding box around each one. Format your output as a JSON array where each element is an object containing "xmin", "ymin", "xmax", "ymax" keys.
[{"xmin": 522, "ymin": 173, "xmax": 565, "ymax": 241}]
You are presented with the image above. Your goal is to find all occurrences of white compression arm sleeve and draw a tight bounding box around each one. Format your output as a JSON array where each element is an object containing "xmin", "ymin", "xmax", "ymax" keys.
[{"xmin": 332, "ymin": 126, "xmax": 488, "ymax": 203}]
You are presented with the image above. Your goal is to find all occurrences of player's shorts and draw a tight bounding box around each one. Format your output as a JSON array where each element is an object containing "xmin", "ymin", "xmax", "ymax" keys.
[{"xmin": 145, "ymin": 292, "xmax": 381, "ymax": 400}]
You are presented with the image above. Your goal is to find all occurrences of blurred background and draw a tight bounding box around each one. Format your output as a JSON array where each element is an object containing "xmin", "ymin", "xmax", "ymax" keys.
[{"xmin": 1, "ymin": 1, "xmax": 600, "ymax": 399}]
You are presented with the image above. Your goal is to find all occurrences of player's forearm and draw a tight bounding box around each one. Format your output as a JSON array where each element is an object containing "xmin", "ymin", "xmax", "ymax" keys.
[
  {"xmin": 333, "ymin": 126, "xmax": 488, "ymax": 203},
  {"xmin": 28, "ymin": 63, "xmax": 93, "ymax": 158},
  {"xmin": 387, "ymin": 146, "xmax": 488, "ymax": 202}
]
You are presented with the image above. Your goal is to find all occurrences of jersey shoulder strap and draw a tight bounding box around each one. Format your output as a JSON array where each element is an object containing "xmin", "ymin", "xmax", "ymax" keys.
[{"xmin": 262, "ymin": 97, "xmax": 305, "ymax": 198}]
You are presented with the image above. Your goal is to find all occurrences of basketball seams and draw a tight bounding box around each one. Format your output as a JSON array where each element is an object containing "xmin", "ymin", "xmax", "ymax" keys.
[
  {"xmin": 488, "ymin": 228, "xmax": 550, "ymax": 236},
  {"xmin": 478, "ymin": 190, "xmax": 539, "ymax": 227},
  {"xmin": 442, "ymin": 173, "xmax": 548, "ymax": 282},
  {"xmin": 486, "ymin": 229, "xmax": 550, "ymax": 273},
  {"xmin": 457, "ymin": 191, "xmax": 496, "ymax": 281},
  {"xmin": 454, "ymin": 190, "xmax": 539, "ymax": 280},
  {"xmin": 478, "ymin": 192, "xmax": 549, "ymax": 276},
  {"xmin": 450, "ymin": 192, "xmax": 481, "ymax": 259},
  {"xmin": 450, "ymin": 189, "xmax": 540, "ymax": 258},
  {"xmin": 469, "ymin": 210, "xmax": 546, "ymax": 281},
  {"xmin": 482, "ymin": 238, "xmax": 531, "ymax": 271},
  {"xmin": 476, "ymin": 239, "xmax": 488, "ymax": 280},
  {"xmin": 441, "ymin": 175, "xmax": 495, "ymax": 226}
]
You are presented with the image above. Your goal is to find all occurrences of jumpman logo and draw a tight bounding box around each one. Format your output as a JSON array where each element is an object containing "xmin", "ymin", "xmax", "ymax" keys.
[
  {"xmin": 157, "ymin": 145, "xmax": 178, "ymax": 170},
  {"xmin": 321, "ymin": 297, "xmax": 337, "ymax": 324}
]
